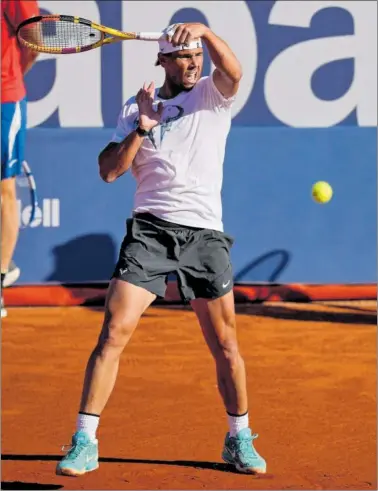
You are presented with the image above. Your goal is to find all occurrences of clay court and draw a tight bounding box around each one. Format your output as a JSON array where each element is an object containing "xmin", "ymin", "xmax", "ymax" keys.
[{"xmin": 1, "ymin": 301, "xmax": 376, "ymax": 490}]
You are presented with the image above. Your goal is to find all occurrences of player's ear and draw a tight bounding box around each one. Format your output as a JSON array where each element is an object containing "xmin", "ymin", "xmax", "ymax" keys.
[
  {"xmin": 157, "ymin": 53, "xmax": 171, "ymax": 67},
  {"xmin": 155, "ymin": 53, "xmax": 163, "ymax": 67}
]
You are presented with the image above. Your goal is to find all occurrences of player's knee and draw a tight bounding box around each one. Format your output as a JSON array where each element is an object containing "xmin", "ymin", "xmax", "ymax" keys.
[
  {"xmin": 98, "ymin": 316, "xmax": 136, "ymax": 354},
  {"xmin": 214, "ymin": 322, "xmax": 241, "ymax": 370},
  {"xmin": 218, "ymin": 339, "xmax": 240, "ymax": 370}
]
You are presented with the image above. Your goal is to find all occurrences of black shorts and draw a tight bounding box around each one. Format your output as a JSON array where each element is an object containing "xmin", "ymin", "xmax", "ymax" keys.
[{"xmin": 112, "ymin": 213, "xmax": 234, "ymax": 302}]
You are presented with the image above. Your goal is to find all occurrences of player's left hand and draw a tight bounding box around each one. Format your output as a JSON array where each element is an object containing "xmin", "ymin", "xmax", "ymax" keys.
[
  {"xmin": 168, "ymin": 23, "xmax": 209, "ymax": 47},
  {"xmin": 136, "ymin": 82, "xmax": 164, "ymax": 131}
]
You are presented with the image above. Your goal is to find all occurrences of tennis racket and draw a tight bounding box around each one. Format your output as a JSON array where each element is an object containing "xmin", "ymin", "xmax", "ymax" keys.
[
  {"xmin": 16, "ymin": 14, "xmax": 165, "ymax": 55},
  {"xmin": 16, "ymin": 160, "xmax": 38, "ymax": 228}
]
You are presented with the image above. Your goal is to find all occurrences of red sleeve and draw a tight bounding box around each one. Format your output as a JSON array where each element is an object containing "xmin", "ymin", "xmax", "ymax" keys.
[{"xmin": 5, "ymin": 0, "xmax": 40, "ymax": 30}]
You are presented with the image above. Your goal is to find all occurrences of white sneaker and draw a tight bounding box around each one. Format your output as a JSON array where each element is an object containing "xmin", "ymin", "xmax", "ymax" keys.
[{"xmin": 3, "ymin": 260, "xmax": 21, "ymax": 288}]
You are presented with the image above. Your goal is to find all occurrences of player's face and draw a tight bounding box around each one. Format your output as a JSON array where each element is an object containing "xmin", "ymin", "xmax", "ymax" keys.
[{"xmin": 161, "ymin": 48, "xmax": 204, "ymax": 90}]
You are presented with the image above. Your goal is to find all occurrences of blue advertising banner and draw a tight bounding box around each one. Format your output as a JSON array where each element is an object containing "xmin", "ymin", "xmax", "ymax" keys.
[{"xmin": 14, "ymin": 127, "xmax": 376, "ymax": 284}]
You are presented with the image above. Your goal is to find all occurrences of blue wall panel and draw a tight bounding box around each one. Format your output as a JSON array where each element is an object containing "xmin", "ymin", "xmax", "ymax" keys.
[{"xmin": 13, "ymin": 127, "xmax": 376, "ymax": 284}]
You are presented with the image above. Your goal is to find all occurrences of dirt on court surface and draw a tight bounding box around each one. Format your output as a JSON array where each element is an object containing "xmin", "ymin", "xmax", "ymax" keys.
[{"xmin": 1, "ymin": 301, "xmax": 376, "ymax": 490}]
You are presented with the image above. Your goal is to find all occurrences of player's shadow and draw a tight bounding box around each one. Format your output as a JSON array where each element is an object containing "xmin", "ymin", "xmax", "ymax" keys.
[
  {"xmin": 156, "ymin": 300, "xmax": 376, "ymax": 325},
  {"xmin": 1, "ymin": 483, "xmax": 62, "ymax": 490},
  {"xmin": 44, "ymin": 233, "xmax": 118, "ymax": 310},
  {"xmin": 45, "ymin": 233, "xmax": 117, "ymax": 283},
  {"xmin": 0, "ymin": 454, "xmax": 272, "ymax": 478},
  {"xmin": 234, "ymin": 303, "xmax": 377, "ymax": 325},
  {"xmin": 233, "ymin": 249, "xmax": 291, "ymax": 284}
]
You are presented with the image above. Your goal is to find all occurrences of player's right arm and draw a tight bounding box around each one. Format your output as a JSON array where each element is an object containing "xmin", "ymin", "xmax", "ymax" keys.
[
  {"xmin": 98, "ymin": 134, "xmax": 145, "ymax": 183},
  {"xmin": 99, "ymin": 82, "xmax": 163, "ymax": 183}
]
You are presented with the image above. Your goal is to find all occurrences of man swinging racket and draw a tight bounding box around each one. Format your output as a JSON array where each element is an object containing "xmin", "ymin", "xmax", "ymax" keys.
[{"xmin": 57, "ymin": 22, "xmax": 267, "ymax": 477}]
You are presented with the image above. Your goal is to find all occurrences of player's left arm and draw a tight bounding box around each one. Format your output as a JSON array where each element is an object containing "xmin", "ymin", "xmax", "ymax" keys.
[{"xmin": 170, "ymin": 23, "xmax": 242, "ymax": 98}]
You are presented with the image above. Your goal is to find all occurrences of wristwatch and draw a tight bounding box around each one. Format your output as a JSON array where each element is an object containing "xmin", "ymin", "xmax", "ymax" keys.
[{"xmin": 136, "ymin": 126, "xmax": 150, "ymax": 137}]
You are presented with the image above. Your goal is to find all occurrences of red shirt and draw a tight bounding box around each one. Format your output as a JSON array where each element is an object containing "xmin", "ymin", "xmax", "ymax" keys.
[{"xmin": 1, "ymin": 0, "xmax": 39, "ymax": 103}]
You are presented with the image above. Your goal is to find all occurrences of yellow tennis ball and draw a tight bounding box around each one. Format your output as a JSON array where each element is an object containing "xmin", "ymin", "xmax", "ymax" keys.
[{"xmin": 312, "ymin": 181, "xmax": 333, "ymax": 203}]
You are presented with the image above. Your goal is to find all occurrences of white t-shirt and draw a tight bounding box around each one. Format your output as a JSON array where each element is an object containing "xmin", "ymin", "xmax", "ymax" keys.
[{"xmin": 111, "ymin": 74, "xmax": 234, "ymax": 232}]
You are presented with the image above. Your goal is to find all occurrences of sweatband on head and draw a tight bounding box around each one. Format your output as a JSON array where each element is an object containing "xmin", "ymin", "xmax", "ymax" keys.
[{"xmin": 158, "ymin": 23, "xmax": 203, "ymax": 54}]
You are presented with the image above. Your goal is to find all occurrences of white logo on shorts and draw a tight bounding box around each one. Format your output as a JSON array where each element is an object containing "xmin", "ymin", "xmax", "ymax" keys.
[
  {"xmin": 222, "ymin": 280, "xmax": 231, "ymax": 288},
  {"xmin": 119, "ymin": 267, "xmax": 128, "ymax": 275},
  {"xmin": 8, "ymin": 159, "xmax": 18, "ymax": 168}
]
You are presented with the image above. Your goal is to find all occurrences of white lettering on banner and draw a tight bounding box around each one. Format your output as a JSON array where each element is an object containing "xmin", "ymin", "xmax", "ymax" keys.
[
  {"xmin": 121, "ymin": 0, "xmax": 257, "ymax": 119},
  {"xmin": 17, "ymin": 199, "xmax": 60, "ymax": 228},
  {"xmin": 27, "ymin": 1, "xmax": 377, "ymax": 128},
  {"xmin": 265, "ymin": 1, "xmax": 377, "ymax": 127},
  {"xmin": 27, "ymin": 0, "xmax": 103, "ymax": 128}
]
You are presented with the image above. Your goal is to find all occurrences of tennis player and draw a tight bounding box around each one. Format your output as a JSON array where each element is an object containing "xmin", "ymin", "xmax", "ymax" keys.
[
  {"xmin": 57, "ymin": 22, "xmax": 267, "ymax": 477},
  {"xmin": 1, "ymin": 0, "xmax": 40, "ymax": 318}
]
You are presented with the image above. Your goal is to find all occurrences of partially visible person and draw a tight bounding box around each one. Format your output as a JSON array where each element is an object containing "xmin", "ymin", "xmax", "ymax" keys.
[{"xmin": 1, "ymin": 0, "xmax": 39, "ymax": 318}]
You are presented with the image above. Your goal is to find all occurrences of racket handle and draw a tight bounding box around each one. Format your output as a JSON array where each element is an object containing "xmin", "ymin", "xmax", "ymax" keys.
[{"xmin": 136, "ymin": 31, "xmax": 165, "ymax": 41}]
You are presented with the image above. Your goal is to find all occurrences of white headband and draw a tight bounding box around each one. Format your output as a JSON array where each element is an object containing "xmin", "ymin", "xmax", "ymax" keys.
[{"xmin": 158, "ymin": 23, "xmax": 203, "ymax": 54}]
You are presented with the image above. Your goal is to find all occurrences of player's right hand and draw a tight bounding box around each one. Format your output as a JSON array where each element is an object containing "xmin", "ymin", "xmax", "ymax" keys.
[{"xmin": 136, "ymin": 82, "xmax": 164, "ymax": 131}]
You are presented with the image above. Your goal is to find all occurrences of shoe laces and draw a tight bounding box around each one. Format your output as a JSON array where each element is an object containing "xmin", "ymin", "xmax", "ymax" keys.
[
  {"xmin": 237, "ymin": 433, "xmax": 259, "ymax": 456},
  {"xmin": 61, "ymin": 443, "xmax": 86, "ymax": 460}
]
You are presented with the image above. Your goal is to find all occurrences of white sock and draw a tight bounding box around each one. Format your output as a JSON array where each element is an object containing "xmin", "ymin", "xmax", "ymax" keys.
[
  {"xmin": 227, "ymin": 412, "xmax": 249, "ymax": 437},
  {"xmin": 76, "ymin": 412, "xmax": 99, "ymax": 441}
]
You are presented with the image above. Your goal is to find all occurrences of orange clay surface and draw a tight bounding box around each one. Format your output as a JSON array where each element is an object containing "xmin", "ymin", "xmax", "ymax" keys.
[{"xmin": 1, "ymin": 302, "xmax": 376, "ymax": 490}]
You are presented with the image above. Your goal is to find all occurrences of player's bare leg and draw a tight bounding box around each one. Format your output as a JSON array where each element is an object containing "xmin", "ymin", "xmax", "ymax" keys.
[
  {"xmin": 191, "ymin": 291, "xmax": 247, "ymax": 414},
  {"xmin": 1, "ymin": 178, "xmax": 19, "ymax": 273},
  {"xmin": 56, "ymin": 280, "xmax": 156, "ymax": 476},
  {"xmin": 80, "ymin": 279, "xmax": 156, "ymax": 414},
  {"xmin": 191, "ymin": 291, "xmax": 267, "ymax": 474},
  {"xmin": 1, "ymin": 178, "xmax": 19, "ymax": 318}
]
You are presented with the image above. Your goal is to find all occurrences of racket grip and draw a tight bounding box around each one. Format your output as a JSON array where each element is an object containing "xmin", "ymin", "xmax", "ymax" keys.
[{"xmin": 136, "ymin": 31, "xmax": 165, "ymax": 41}]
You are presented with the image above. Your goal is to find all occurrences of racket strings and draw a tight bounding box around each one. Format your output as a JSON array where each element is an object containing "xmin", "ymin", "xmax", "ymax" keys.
[{"xmin": 19, "ymin": 21, "xmax": 102, "ymax": 49}]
